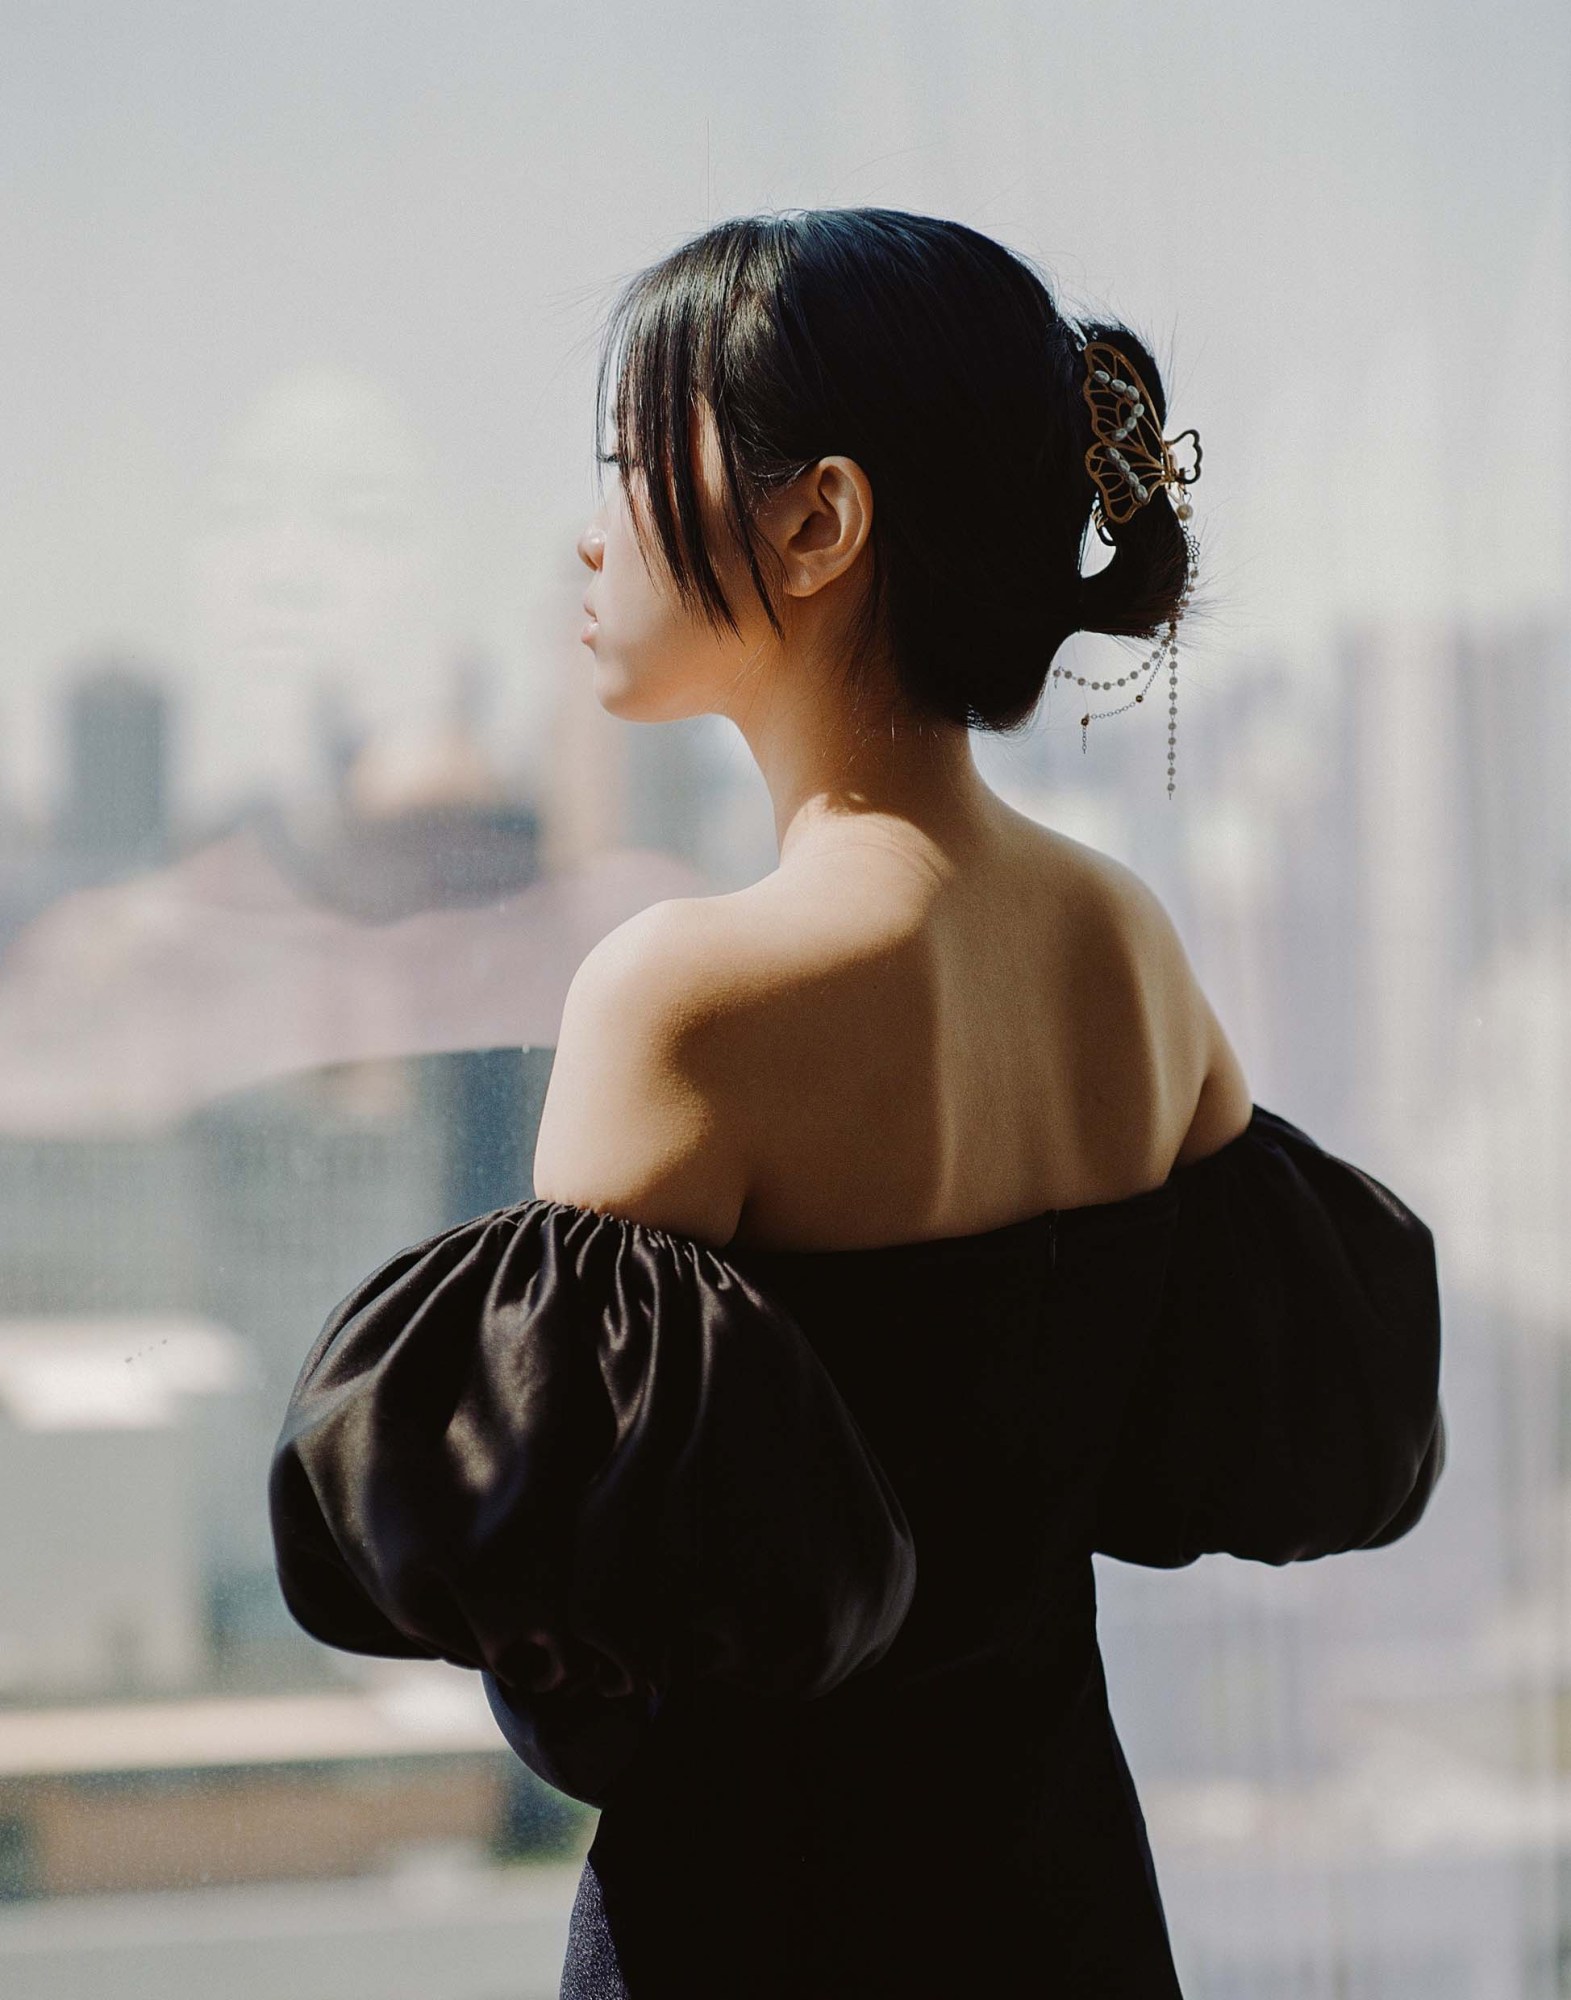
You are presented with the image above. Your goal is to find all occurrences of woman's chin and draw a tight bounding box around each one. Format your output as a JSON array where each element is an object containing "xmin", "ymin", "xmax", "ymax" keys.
[
  {"xmin": 586, "ymin": 637, "xmax": 718, "ymax": 723},
  {"xmin": 588, "ymin": 654, "xmax": 644, "ymax": 720}
]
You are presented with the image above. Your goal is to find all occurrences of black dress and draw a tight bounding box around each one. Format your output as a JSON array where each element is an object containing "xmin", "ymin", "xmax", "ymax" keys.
[{"xmin": 269, "ymin": 1103, "xmax": 1445, "ymax": 1997}]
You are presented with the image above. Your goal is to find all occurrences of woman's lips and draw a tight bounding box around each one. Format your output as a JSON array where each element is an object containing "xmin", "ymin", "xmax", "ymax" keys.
[{"xmin": 580, "ymin": 615, "xmax": 598, "ymax": 645}]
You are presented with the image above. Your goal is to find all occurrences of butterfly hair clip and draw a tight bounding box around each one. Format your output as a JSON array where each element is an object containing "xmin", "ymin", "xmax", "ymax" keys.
[
  {"xmin": 1057, "ymin": 335, "xmax": 1204, "ymax": 797},
  {"xmin": 1081, "ymin": 340, "xmax": 1202, "ymax": 545}
]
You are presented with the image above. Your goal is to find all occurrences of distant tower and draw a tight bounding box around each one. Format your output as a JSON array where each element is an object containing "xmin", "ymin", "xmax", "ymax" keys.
[
  {"xmin": 1341, "ymin": 617, "xmax": 1470, "ymax": 1152},
  {"xmin": 1454, "ymin": 617, "xmax": 1571, "ymax": 966},
  {"xmin": 58, "ymin": 659, "xmax": 170, "ymax": 864},
  {"xmin": 310, "ymin": 674, "xmax": 367, "ymax": 807}
]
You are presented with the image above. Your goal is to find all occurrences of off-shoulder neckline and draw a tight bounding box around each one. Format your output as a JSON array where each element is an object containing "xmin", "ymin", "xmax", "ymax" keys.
[{"xmin": 517, "ymin": 1103, "xmax": 1269, "ymax": 1266}]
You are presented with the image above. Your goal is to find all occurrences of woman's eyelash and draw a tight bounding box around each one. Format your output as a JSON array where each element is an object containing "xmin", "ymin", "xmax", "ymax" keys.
[{"xmin": 597, "ymin": 450, "xmax": 622, "ymax": 468}]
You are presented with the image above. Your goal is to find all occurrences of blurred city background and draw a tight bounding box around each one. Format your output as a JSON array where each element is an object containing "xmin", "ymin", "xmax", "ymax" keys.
[{"xmin": 0, "ymin": 3, "xmax": 1565, "ymax": 1995}]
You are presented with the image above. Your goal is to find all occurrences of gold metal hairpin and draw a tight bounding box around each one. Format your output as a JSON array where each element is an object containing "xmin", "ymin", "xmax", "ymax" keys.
[
  {"xmin": 1057, "ymin": 337, "xmax": 1203, "ymax": 797},
  {"xmin": 1081, "ymin": 340, "xmax": 1202, "ymax": 541}
]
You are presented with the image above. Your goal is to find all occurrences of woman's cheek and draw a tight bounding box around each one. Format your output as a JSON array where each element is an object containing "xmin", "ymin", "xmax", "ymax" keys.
[{"xmin": 609, "ymin": 571, "xmax": 674, "ymax": 663}]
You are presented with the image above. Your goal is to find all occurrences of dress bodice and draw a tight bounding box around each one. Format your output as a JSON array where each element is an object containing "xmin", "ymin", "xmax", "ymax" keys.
[
  {"xmin": 270, "ymin": 1102, "xmax": 1445, "ymax": 1808},
  {"xmin": 269, "ymin": 1100, "xmax": 1445, "ymax": 1994}
]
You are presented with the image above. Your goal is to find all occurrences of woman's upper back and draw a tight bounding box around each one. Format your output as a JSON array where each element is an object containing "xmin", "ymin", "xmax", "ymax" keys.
[{"xmin": 531, "ymin": 802, "xmax": 1252, "ymax": 1252}]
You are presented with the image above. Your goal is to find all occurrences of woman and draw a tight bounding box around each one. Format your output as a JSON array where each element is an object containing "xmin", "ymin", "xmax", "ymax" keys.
[{"xmin": 270, "ymin": 210, "xmax": 1446, "ymax": 1996}]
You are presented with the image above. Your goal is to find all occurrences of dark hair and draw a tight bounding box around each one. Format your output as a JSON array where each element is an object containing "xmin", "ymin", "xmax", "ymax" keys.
[{"xmin": 594, "ymin": 207, "xmax": 1195, "ymax": 735}]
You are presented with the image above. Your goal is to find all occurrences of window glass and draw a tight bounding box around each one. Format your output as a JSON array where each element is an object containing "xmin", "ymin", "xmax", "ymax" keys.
[{"xmin": 0, "ymin": 5, "xmax": 1563, "ymax": 1993}]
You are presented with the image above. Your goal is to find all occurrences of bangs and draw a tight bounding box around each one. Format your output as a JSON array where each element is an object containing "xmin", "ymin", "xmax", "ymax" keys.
[{"xmin": 594, "ymin": 222, "xmax": 797, "ymax": 641}]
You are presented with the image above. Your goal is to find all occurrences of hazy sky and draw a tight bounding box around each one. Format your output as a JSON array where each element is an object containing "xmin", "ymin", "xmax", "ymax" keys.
[{"xmin": 1, "ymin": 0, "xmax": 1566, "ymax": 818}]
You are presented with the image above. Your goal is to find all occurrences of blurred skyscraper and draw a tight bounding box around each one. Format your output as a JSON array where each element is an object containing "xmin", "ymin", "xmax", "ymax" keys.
[
  {"xmin": 1454, "ymin": 618, "xmax": 1571, "ymax": 967},
  {"xmin": 56, "ymin": 660, "xmax": 170, "ymax": 868},
  {"xmin": 1338, "ymin": 620, "xmax": 1472, "ymax": 1157}
]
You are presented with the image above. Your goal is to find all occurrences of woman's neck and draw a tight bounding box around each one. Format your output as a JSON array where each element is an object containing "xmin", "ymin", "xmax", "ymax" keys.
[{"xmin": 731, "ymin": 675, "xmax": 1001, "ymax": 870}]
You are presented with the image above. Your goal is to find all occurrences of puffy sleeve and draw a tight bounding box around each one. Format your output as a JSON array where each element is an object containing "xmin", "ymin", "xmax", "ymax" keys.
[
  {"xmin": 1092, "ymin": 1105, "xmax": 1447, "ymax": 1569},
  {"xmin": 268, "ymin": 1199, "xmax": 917, "ymax": 1805}
]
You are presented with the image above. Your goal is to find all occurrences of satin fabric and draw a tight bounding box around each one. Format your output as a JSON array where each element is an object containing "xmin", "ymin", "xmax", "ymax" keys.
[
  {"xmin": 1090, "ymin": 1103, "xmax": 1447, "ymax": 1565},
  {"xmin": 269, "ymin": 1198, "xmax": 919, "ymax": 1805},
  {"xmin": 269, "ymin": 1102, "xmax": 1445, "ymax": 1996}
]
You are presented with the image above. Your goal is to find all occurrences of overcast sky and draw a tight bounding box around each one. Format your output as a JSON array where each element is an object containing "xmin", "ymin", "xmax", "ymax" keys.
[{"xmin": 1, "ymin": 0, "xmax": 1565, "ymax": 819}]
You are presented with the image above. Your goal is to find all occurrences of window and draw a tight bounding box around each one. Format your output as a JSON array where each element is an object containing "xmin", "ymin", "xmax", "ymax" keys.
[{"xmin": 0, "ymin": 7, "xmax": 1561, "ymax": 1993}]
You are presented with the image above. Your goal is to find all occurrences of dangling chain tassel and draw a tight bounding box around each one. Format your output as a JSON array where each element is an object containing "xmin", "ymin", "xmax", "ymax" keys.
[
  {"xmin": 1057, "ymin": 521, "xmax": 1199, "ymax": 795},
  {"xmin": 1165, "ymin": 523, "xmax": 1199, "ymax": 797}
]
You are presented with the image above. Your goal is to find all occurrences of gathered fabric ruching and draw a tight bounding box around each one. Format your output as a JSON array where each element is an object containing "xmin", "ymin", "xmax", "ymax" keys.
[{"xmin": 269, "ymin": 1197, "xmax": 918, "ymax": 1805}]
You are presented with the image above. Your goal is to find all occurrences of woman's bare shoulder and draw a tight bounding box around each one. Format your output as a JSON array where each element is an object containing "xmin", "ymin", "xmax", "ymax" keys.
[
  {"xmin": 529, "ymin": 896, "xmax": 743, "ymax": 1244},
  {"xmin": 1017, "ymin": 822, "xmax": 1254, "ymax": 1168},
  {"xmin": 531, "ymin": 858, "xmax": 926, "ymax": 1223},
  {"xmin": 563, "ymin": 874, "xmax": 866, "ymax": 1023}
]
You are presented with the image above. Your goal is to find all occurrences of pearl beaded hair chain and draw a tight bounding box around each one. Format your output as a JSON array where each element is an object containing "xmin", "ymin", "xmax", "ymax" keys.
[{"xmin": 1052, "ymin": 338, "xmax": 1204, "ymax": 797}]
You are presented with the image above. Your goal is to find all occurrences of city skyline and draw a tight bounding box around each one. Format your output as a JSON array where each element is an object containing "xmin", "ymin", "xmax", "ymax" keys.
[
  {"xmin": 0, "ymin": 5, "xmax": 1564, "ymax": 1993},
  {"xmin": 0, "ymin": 1, "xmax": 1565, "ymax": 823}
]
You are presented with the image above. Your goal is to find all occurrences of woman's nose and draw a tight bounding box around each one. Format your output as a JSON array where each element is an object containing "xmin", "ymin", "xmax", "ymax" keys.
[{"xmin": 577, "ymin": 523, "xmax": 605, "ymax": 570}]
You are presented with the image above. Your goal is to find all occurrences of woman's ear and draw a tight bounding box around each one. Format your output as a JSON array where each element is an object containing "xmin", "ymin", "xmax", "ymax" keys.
[{"xmin": 756, "ymin": 456, "xmax": 873, "ymax": 598}]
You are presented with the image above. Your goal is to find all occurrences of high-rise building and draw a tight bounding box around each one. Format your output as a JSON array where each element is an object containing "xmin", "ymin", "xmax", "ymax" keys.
[
  {"xmin": 57, "ymin": 659, "xmax": 170, "ymax": 866},
  {"xmin": 1338, "ymin": 618, "xmax": 1471, "ymax": 1155},
  {"xmin": 1454, "ymin": 616, "xmax": 1571, "ymax": 970}
]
